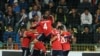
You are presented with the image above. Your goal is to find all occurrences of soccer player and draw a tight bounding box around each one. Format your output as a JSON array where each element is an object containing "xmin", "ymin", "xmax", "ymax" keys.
[
  {"xmin": 32, "ymin": 41, "xmax": 46, "ymax": 56},
  {"xmin": 30, "ymin": 26, "xmax": 46, "ymax": 56},
  {"xmin": 21, "ymin": 36, "xmax": 30, "ymax": 56},
  {"xmin": 58, "ymin": 26, "xmax": 71, "ymax": 56},
  {"xmin": 50, "ymin": 23, "xmax": 63, "ymax": 56},
  {"xmin": 29, "ymin": 14, "xmax": 48, "ymax": 56},
  {"xmin": 31, "ymin": 14, "xmax": 39, "ymax": 27},
  {"xmin": 21, "ymin": 27, "xmax": 38, "ymax": 56},
  {"xmin": 37, "ymin": 10, "xmax": 54, "ymax": 43}
]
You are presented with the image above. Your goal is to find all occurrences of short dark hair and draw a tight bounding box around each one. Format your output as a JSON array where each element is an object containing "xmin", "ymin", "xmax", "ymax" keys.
[
  {"xmin": 30, "ymin": 26, "xmax": 37, "ymax": 29},
  {"xmin": 8, "ymin": 36, "xmax": 13, "ymax": 39},
  {"xmin": 57, "ymin": 25, "xmax": 64, "ymax": 30},
  {"xmin": 43, "ymin": 15, "xmax": 48, "ymax": 19},
  {"xmin": 32, "ymin": 14, "xmax": 38, "ymax": 18},
  {"xmin": 84, "ymin": 8, "xmax": 89, "ymax": 11},
  {"xmin": 84, "ymin": 26, "xmax": 90, "ymax": 29}
]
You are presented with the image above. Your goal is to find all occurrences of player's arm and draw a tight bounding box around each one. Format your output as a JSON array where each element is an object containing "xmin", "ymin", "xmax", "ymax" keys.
[
  {"xmin": 50, "ymin": 35, "xmax": 57, "ymax": 46},
  {"xmin": 30, "ymin": 33, "xmax": 39, "ymax": 43},
  {"xmin": 50, "ymin": 35, "xmax": 57, "ymax": 42},
  {"xmin": 23, "ymin": 31, "xmax": 28, "ymax": 37},
  {"xmin": 32, "ymin": 38, "xmax": 39, "ymax": 43}
]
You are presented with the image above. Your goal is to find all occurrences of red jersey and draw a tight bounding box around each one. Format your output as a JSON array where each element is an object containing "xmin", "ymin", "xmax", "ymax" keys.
[
  {"xmin": 21, "ymin": 31, "xmax": 36, "ymax": 48},
  {"xmin": 37, "ymin": 19, "xmax": 52, "ymax": 36},
  {"xmin": 32, "ymin": 31, "xmax": 46, "ymax": 52},
  {"xmin": 25, "ymin": 31, "xmax": 36, "ymax": 40},
  {"xmin": 34, "ymin": 41, "xmax": 46, "ymax": 52},
  {"xmin": 21, "ymin": 37, "xmax": 30, "ymax": 48},
  {"xmin": 47, "ymin": 15, "xmax": 53, "ymax": 23},
  {"xmin": 61, "ymin": 31, "xmax": 71, "ymax": 51},
  {"xmin": 51, "ymin": 29, "xmax": 62, "ymax": 50}
]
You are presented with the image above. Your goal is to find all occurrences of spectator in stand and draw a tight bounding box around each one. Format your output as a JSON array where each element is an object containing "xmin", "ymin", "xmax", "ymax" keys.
[
  {"xmin": 0, "ymin": 11, "xmax": 4, "ymax": 21},
  {"xmin": 6, "ymin": 36, "xmax": 14, "ymax": 49},
  {"xmin": 3, "ymin": 26, "xmax": 16, "ymax": 42},
  {"xmin": 80, "ymin": 0, "xmax": 92, "ymax": 3},
  {"xmin": 55, "ymin": 7, "xmax": 67, "ymax": 24},
  {"xmin": 8, "ymin": 0, "xmax": 14, "ymax": 5},
  {"xmin": 18, "ymin": 27, "xmax": 27, "ymax": 38},
  {"xmin": 42, "ymin": 2, "xmax": 56, "ymax": 14},
  {"xmin": 19, "ymin": 0, "xmax": 29, "ymax": 12},
  {"xmin": 80, "ymin": 8, "xmax": 93, "ymax": 31},
  {"xmin": 29, "ymin": 5, "xmax": 41, "ymax": 21},
  {"xmin": 13, "ymin": 2, "xmax": 20, "ymax": 13},
  {"xmin": 15, "ymin": 8, "xmax": 28, "ymax": 32},
  {"xmin": 19, "ymin": 37, "xmax": 23, "ymax": 49},
  {"xmin": 42, "ymin": 0, "xmax": 53, "ymax": 6},
  {"xmin": 15, "ymin": 26, "xmax": 26, "ymax": 43},
  {"xmin": 94, "ymin": 9, "xmax": 100, "ymax": 24},
  {"xmin": 68, "ymin": 7, "xmax": 80, "ymax": 29},
  {"xmin": 94, "ymin": 26, "xmax": 100, "ymax": 44},
  {"xmin": 15, "ymin": 27, "xmax": 27, "ymax": 49},
  {"xmin": 67, "ymin": 0, "xmax": 80, "ymax": 8},
  {"xmin": 57, "ymin": 0, "xmax": 69, "ymax": 13},
  {"xmin": 81, "ymin": 26, "xmax": 94, "ymax": 44},
  {"xmin": 0, "ymin": 11, "xmax": 4, "ymax": 42},
  {"xmin": 28, "ymin": 0, "xmax": 34, "ymax": 6},
  {"xmin": 68, "ymin": 28, "xmax": 77, "ymax": 44},
  {"xmin": 0, "ymin": 0, "xmax": 6, "ymax": 12},
  {"xmin": 52, "ymin": 0, "xmax": 59, "ymax": 5},
  {"xmin": 68, "ymin": 27, "xmax": 82, "ymax": 44},
  {"xmin": 13, "ymin": 2, "xmax": 20, "ymax": 14},
  {"xmin": 93, "ymin": 2, "xmax": 100, "ymax": 14},
  {"xmin": 78, "ymin": 0, "xmax": 92, "ymax": 14},
  {"xmin": 93, "ymin": 9, "xmax": 100, "ymax": 31},
  {"xmin": 0, "ymin": 21, "xmax": 5, "ymax": 42},
  {"xmin": 34, "ymin": 0, "xmax": 42, "ymax": 9},
  {"xmin": 4, "ymin": 5, "xmax": 15, "ymax": 29}
]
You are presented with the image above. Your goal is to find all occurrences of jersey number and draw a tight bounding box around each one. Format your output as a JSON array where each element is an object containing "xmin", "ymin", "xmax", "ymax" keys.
[
  {"xmin": 61, "ymin": 36, "xmax": 67, "ymax": 43},
  {"xmin": 43, "ymin": 23, "xmax": 47, "ymax": 30}
]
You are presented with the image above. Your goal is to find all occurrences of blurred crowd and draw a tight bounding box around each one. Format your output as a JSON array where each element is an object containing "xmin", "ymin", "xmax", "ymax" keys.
[{"xmin": 0, "ymin": 0, "xmax": 100, "ymax": 49}]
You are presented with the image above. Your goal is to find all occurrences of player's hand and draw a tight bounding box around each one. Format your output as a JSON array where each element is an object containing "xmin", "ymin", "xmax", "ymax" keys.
[{"xmin": 33, "ymin": 39, "xmax": 38, "ymax": 43}]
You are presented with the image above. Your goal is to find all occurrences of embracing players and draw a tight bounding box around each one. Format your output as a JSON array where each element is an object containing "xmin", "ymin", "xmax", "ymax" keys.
[{"xmin": 58, "ymin": 25, "xmax": 71, "ymax": 56}]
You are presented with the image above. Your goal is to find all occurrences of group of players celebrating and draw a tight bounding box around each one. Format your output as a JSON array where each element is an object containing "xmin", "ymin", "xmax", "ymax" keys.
[{"xmin": 21, "ymin": 10, "xmax": 71, "ymax": 56}]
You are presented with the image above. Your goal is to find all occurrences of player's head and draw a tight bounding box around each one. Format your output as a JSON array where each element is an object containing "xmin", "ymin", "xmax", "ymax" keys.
[
  {"xmin": 32, "ymin": 5, "xmax": 39, "ymax": 11},
  {"xmin": 83, "ymin": 26, "xmax": 90, "ymax": 33},
  {"xmin": 32, "ymin": 14, "xmax": 39, "ymax": 21},
  {"xmin": 30, "ymin": 26, "xmax": 37, "ymax": 32},
  {"xmin": 20, "ymin": 26, "xmax": 26, "ymax": 31},
  {"xmin": 43, "ymin": 15, "xmax": 48, "ymax": 20},
  {"xmin": 56, "ymin": 7, "xmax": 64, "ymax": 13},
  {"xmin": 7, "ymin": 36, "xmax": 13, "ymax": 42},
  {"xmin": 57, "ymin": 25, "xmax": 64, "ymax": 30},
  {"xmin": 44, "ymin": 10, "xmax": 51, "ymax": 16},
  {"xmin": 84, "ymin": 8, "xmax": 90, "ymax": 15},
  {"xmin": 57, "ymin": 25, "xmax": 64, "ymax": 33},
  {"xmin": 30, "ymin": 26, "xmax": 37, "ymax": 29}
]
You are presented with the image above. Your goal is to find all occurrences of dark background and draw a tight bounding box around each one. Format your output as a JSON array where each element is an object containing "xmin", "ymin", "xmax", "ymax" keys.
[
  {"xmin": 2, "ymin": 51, "xmax": 22, "ymax": 56},
  {"xmin": 82, "ymin": 53, "xmax": 100, "ymax": 56}
]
